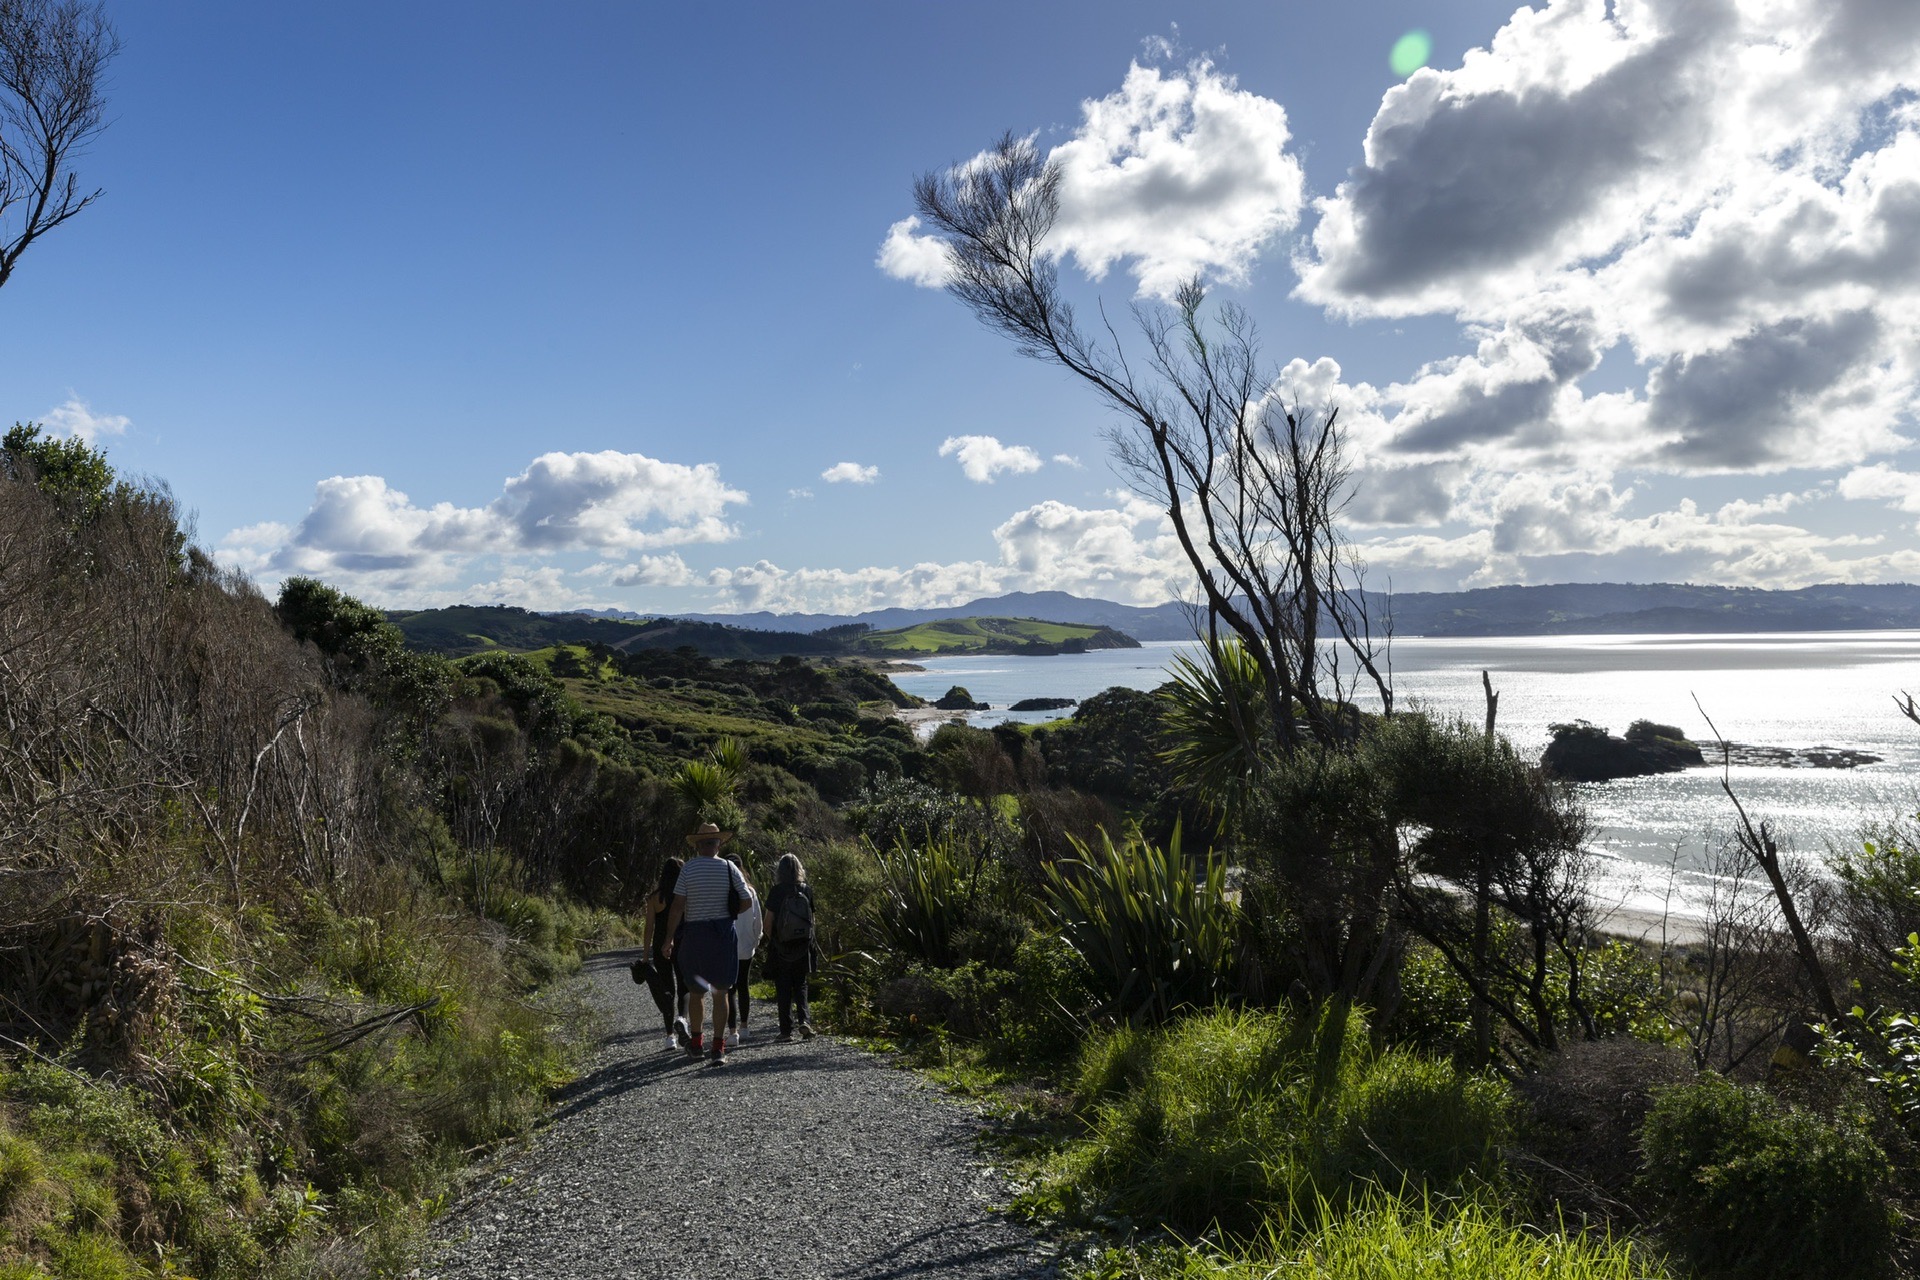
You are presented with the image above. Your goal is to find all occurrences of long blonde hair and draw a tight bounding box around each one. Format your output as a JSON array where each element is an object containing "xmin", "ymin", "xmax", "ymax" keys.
[{"xmin": 776, "ymin": 852, "xmax": 806, "ymax": 888}]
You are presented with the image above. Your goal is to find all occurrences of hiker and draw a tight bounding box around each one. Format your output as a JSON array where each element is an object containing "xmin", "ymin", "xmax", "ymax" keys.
[
  {"xmin": 723, "ymin": 851, "xmax": 763, "ymax": 1049},
  {"xmin": 638, "ymin": 856, "xmax": 686, "ymax": 1049},
  {"xmin": 763, "ymin": 851, "xmax": 817, "ymax": 1041},
  {"xmin": 660, "ymin": 822, "xmax": 750, "ymax": 1063}
]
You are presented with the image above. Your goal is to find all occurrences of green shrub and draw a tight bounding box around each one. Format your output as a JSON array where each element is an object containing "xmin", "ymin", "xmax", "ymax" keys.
[
  {"xmin": 1044, "ymin": 828, "xmax": 1235, "ymax": 1024},
  {"xmin": 1392, "ymin": 936, "xmax": 1675, "ymax": 1060},
  {"xmin": 1638, "ymin": 1074, "xmax": 1894, "ymax": 1280},
  {"xmin": 1041, "ymin": 1007, "xmax": 1514, "ymax": 1238},
  {"xmin": 871, "ymin": 836, "xmax": 990, "ymax": 969}
]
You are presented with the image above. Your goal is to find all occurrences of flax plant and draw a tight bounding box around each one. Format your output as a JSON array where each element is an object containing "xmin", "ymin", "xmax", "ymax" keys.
[{"xmin": 1044, "ymin": 827, "xmax": 1235, "ymax": 1024}]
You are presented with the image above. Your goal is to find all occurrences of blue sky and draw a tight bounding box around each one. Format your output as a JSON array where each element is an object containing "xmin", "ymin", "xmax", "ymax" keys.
[{"xmin": 6, "ymin": 0, "xmax": 1919, "ymax": 614}]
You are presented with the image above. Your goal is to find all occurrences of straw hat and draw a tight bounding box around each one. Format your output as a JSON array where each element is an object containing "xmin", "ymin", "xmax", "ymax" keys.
[{"xmin": 684, "ymin": 821, "xmax": 734, "ymax": 848}]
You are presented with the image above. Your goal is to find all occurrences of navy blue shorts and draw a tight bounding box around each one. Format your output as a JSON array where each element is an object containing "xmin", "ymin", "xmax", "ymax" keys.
[{"xmin": 675, "ymin": 917, "xmax": 740, "ymax": 993}]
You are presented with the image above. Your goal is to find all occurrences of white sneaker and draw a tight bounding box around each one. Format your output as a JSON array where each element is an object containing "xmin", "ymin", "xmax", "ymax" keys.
[
  {"xmin": 726, "ymin": 1029, "xmax": 740, "ymax": 1049},
  {"xmin": 664, "ymin": 1033, "xmax": 677, "ymax": 1050}
]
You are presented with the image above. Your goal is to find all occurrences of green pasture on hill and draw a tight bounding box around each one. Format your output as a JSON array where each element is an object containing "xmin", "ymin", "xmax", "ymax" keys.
[{"xmin": 855, "ymin": 616, "xmax": 1128, "ymax": 654}]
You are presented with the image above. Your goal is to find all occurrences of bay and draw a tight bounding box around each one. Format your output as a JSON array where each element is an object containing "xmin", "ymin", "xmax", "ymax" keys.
[{"xmin": 889, "ymin": 632, "xmax": 1920, "ymax": 920}]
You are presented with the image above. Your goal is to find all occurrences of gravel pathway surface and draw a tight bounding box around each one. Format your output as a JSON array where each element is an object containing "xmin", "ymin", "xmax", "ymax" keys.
[{"xmin": 418, "ymin": 950, "xmax": 1057, "ymax": 1280}]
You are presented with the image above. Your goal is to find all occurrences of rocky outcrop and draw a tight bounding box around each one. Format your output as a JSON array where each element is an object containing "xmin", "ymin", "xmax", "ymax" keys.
[
  {"xmin": 933, "ymin": 685, "xmax": 989, "ymax": 711},
  {"xmin": 1542, "ymin": 719, "xmax": 1704, "ymax": 781},
  {"xmin": 1008, "ymin": 697, "xmax": 1076, "ymax": 712}
]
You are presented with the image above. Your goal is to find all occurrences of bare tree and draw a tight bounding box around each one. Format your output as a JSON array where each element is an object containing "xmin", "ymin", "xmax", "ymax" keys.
[
  {"xmin": 912, "ymin": 134, "xmax": 1391, "ymax": 757},
  {"xmin": 0, "ymin": 0, "xmax": 118, "ymax": 293}
]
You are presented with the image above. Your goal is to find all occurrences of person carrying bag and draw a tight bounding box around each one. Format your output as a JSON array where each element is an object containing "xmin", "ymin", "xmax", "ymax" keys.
[
  {"xmin": 660, "ymin": 823, "xmax": 750, "ymax": 1063},
  {"xmin": 763, "ymin": 851, "xmax": 817, "ymax": 1041}
]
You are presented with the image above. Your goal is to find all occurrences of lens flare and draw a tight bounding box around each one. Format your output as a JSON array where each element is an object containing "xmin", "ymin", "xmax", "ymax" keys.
[{"xmin": 1390, "ymin": 29, "xmax": 1433, "ymax": 78}]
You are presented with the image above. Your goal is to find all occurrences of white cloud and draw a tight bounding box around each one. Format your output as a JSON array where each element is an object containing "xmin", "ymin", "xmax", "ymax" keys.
[
  {"xmin": 1292, "ymin": 0, "xmax": 1920, "ymax": 480},
  {"xmin": 939, "ymin": 434, "xmax": 1043, "ymax": 483},
  {"xmin": 880, "ymin": 58, "xmax": 1304, "ymax": 300},
  {"xmin": 702, "ymin": 493, "xmax": 1191, "ymax": 613},
  {"xmin": 821, "ymin": 461, "xmax": 880, "ymax": 484},
  {"xmin": 875, "ymin": 216, "xmax": 952, "ymax": 288},
  {"xmin": 707, "ymin": 559, "xmax": 1004, "ymax": 615},
  {"xmin": 42, "ymin": 395, "xmax": 130, "ymax": 444},
  {"xmin": 1048, "ymin": 58, "xmax": 1305, "ymax": 298},
  {"xmin": 1052, "ymin": 454, "xmax": 1084, "ymax": 468},
  {"xmin": 229, "ymin": 449, "xmax": 748, "ymax": 597},
  {"xmin": 991, "ymin": 494, "xmax": 1187, "ymax": 603},
  {"xmin": 1839, "ymin": 464, "xmax": 1920, "ymax": 513},
  {"xmin": 585, "ymin": 553, "xmax": 697, "ymax": 589},
  {"xmin": 787, "ymin": 487, "xmax": 814, "ymax": 500}
]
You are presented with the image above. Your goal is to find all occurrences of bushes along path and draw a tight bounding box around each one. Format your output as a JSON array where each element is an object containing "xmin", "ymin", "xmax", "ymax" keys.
[{"xmin": 418, "ymin": 951, "xmax": 1055, "ymax": 1279}]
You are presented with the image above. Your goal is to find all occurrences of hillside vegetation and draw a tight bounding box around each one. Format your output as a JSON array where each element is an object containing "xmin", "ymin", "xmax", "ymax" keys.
[
  {"xmin": 389, "ymin": 604, "xmax": 1136, "ymax": 660},
  {"xmin": 853, "ymin": 616, "xmax": 1139, "ymax": 655},
  {"xmin": 6, "ymin": 426, "xmax": 1919, "ymax": 1280}
]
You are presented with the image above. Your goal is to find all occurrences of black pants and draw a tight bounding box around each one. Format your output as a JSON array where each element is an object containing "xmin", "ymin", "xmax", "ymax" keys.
[
  {"xmin": 727, "ymin": 954, "xmax": 754, "ymax": 1029},
  {"xmin": 644, "ymin": 950, "xmax": 683, "ymax": 1031},
  {"xmin": 770, "ymin": 954, "xmax": 810, "ymax": 1033}
]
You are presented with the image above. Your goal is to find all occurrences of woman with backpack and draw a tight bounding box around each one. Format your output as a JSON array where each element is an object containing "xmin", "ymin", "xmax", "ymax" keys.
[
  {"xmin": 763, "ymin": 851, "xmax": 817, "ymax": 1041},
  {"xmin": 660, "ymin": 823, "xmax": 751, "ymax": 1063},
  {"xmin": 638, "ymin": 856, "xmax": 685, "ymax": 1050}
]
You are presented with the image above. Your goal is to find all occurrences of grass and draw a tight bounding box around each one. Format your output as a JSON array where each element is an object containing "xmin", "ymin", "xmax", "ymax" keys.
[
  {"xmin": 1079, "ymin": 1195, "xmax": 1675, "ymax": 1279},
  {"xmin": 1028, "ymin": 1006, "xmax": 1513, "ymax": 1240},
  {"xmin": 857, "ymin": 617, "xmax": 1127, "ymax": 655}
]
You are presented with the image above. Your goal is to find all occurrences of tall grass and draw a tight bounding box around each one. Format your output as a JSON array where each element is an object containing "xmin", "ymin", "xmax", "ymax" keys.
[
  {"xmin": 1084, "ymin": 1196, "xmax": 1674, "ymax": 1279},
  {"xmin": 1036, "ymin": 1007, "xmax": 1513, "ymax": 1239}
]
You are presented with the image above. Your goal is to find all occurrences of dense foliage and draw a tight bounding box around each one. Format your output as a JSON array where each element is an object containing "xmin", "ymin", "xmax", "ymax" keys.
[{"xmin": 7, "ymin": 429, "xmax": 1920, "ymax": 1278}]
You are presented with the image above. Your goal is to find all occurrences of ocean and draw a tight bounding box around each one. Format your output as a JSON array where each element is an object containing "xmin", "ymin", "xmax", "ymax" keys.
[{"xmin": 887, "ymin": 632, "xmax": 1920, "ymax": 921}]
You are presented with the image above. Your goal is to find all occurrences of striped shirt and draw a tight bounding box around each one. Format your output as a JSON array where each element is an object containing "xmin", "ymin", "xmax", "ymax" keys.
[{"xmin": 676, "ymin": 855, "xmax": 745, "ymax": 923}]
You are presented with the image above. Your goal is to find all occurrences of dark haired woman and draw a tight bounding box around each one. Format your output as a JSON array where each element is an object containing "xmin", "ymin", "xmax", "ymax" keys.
[
  {"xmin": 639, "ymin": 856, "xmax": 685, "ymax": 1050},
  {"xmin": 763, "ymin": 852, "xmax": 817, "ymax": 1041}
]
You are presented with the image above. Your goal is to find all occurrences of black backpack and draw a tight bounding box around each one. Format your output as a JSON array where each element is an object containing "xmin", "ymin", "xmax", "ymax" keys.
[{"xmin": 773, "ymin": 887, "xmax": 814, "ymax": 949}]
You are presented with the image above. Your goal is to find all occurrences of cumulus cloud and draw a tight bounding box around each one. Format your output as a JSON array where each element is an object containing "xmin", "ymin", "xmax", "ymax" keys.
[
  {"xmin": 939, "ymin": 434, "xmax": 1044, "ymax": 483},
  {"xmin": 821, "ymin": 461, "xmax": 880, "ymax": 484},
  {"xmin": 232, "ymin": 449, "xmax": 748, "ymax": 596},
  {"xmin": 1048, "ymin": 59, "xmax": 1305, "ymax": 297},
  {"xmin": 1294, "ymin": 0, "xmax": 1920, "ymax": 482},
  {"xmin": 707, "ymin": 559, "xmax": 1004, "ymax": 615},
  {"xmin": 703, "ymin": 493, "xmax": 1190, "ymax": 613},
  {"xmin": 875, "ymin": 216, "xmax": 951, "ymax": 288},
  {"xmin": 880, "ymin": 58, "xmax": 1304, "ymax": 299},
  {"xmin": 42, "ymin": 396, "xmax": 130, "ymax": 444},
  {"xmin": 585, "ymin": 553, "xmax": 697, "ymax": 589},
  {"xmin": 1839, "ymin": 463, "xmax": 1920, "ymax": 513}
]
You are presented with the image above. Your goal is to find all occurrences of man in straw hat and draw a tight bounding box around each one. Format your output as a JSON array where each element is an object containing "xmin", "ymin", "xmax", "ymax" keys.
[{"xmin": 660, "ymin": 822, "xmax": 751, "ymax": 1063}]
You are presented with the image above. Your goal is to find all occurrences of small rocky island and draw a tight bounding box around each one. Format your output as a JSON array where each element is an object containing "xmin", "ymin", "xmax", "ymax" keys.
[
  {"xmin": 1009, "ymin": 696, "xmax": 1076, "ymax": 712},
  {"xmin": 933, "ymin": 685, "xmax": 989, "ymax": 711},
  {"xmin": 1542, "ymin": 718, "xmax": 1881, "ymax": 781}
]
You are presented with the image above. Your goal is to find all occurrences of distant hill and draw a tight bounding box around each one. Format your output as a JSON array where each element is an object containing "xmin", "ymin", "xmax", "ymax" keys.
[
  {"xmin": 854, "ymin": 617, "xmax": 1140, "ymax": 656},
  {"xmin": 388, "ymin": 604, "xmax": 1139, "ymax": 660},
  {"xmin": 404, "ymin": 583, "xmax": 1920, "ymax": 657},
  {"xmin": 388, "ymin": 605, "xmax": 846, "ymax": 659},
  {"xmin": 1372, "ymin": 582, "xmax": 1920, "ymax": 636},
  {"xmin": 649, "ymin": 583, "xmax": 1920, "ymax": 641},
  {"xmin": 661, "ymin": 590, "xmax": 1197, "ymax": 641}
]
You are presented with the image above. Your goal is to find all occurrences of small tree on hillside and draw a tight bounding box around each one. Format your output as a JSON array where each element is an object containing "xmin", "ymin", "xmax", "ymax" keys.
[{"xmin": 0, "ymin": 0, "xmax": 119, "ymax": 293}]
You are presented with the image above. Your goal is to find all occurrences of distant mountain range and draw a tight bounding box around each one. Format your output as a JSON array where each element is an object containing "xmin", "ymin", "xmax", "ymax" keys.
[{"xmin": 574, "ymin": 582, "xmax": 1920, "ymax": 641}]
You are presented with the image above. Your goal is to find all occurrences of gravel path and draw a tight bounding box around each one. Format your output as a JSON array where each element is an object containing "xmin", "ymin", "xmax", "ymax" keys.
[{"xmin": 418, "ymin": 950, "xmax": 1057, "ymax": 1280}]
